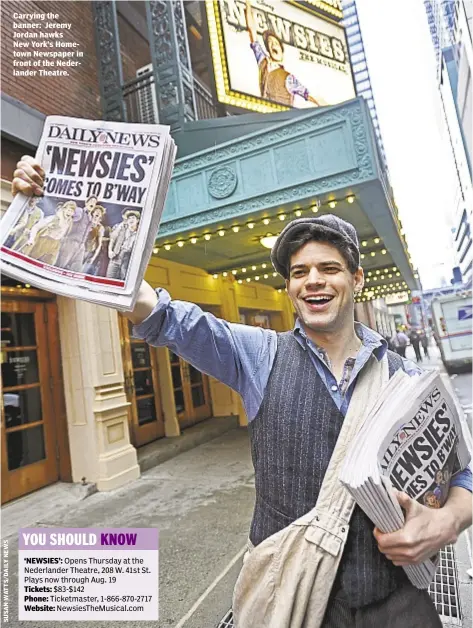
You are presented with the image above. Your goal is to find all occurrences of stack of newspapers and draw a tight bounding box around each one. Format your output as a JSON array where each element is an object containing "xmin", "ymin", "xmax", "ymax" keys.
[
  {"xmin": 0, "ymin": 116, "xmax": 176, "ymax": 311},
  {"xmin": 340, "ymin": 369, "xmax": 471, "ymax": 588}
]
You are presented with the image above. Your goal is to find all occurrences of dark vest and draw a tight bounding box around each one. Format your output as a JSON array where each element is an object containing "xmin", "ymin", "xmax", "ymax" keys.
[
  {"xmin": 248, "ymin": 331, "xmax": 408, "ymax": 608},
  {"xmin": 259, "ymin": 61, "xmax": 293, "ymax": 106}
]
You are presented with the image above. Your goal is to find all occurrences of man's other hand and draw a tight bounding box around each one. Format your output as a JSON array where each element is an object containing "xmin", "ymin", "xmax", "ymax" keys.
[
  {"xmin": 12, "ymin": 156, "xmax": 45, "ymax": 197},
  {"xmin": 373, "ymin": 490, "xmax": 458, "ymax": 566},
  {"xmin": 126, "ymin": 280, "xmax": 158, "ymax": 325}
]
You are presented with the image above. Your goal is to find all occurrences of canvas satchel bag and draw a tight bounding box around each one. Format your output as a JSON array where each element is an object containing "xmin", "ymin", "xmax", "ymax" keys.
[{"xmin": 232, "ymin": 354, "xmax": 389, "ymax": 628}]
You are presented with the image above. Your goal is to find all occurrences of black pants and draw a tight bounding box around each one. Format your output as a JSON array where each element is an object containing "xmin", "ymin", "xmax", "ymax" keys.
[
  {"xmin": 412, "ymin": 343, "xmax": 423, "ymax": 362},
  {"xmin": 395, "ymin": 347, "xmax": 406, "ymax": 358},
  {"xmin": 322, "ymin": 582, "xmax": 442, "ymax": 627}
]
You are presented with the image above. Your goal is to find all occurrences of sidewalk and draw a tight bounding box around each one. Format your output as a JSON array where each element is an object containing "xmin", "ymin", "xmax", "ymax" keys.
[{"xmin": 3, "ymin": 427, "xmax": 255, "ymax": 628}]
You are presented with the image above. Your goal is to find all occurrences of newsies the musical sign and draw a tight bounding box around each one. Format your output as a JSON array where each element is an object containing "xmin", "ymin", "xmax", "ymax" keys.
[{"xmin": 205, "ymin": 0, "xmax": 355, "ymax": 112}]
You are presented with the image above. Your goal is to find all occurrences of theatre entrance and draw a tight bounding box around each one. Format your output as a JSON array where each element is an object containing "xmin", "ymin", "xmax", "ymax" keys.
[
  {"xmin": 119, "ymin": 318, "xmax": 165, "ymax": 447},
  {"xmin": 1, "ymin": 296, "xmax": 66, "ymax": 504}
]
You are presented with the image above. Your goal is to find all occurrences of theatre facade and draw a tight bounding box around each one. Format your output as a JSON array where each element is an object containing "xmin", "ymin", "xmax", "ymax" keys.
[{"xmin": 1, "ymin": 0, "xmax": 417, "ymax": 502}]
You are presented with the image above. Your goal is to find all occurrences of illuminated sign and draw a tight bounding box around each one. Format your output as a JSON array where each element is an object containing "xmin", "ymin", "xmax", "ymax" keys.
[
  {"xmin": 205, "ymin": 0, "xmax": 355, "ymax": 113},
  {"xmin": 385, "ymin": 292, "xmax": 411, "ymax": 306}
]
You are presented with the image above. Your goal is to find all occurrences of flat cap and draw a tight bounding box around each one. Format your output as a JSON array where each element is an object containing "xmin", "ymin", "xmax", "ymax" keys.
[{"xmin": 270, "ymin": 214, "xmax": 360, "ymax": 279}]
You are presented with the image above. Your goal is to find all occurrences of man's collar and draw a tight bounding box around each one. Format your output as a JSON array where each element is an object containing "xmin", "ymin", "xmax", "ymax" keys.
[{"xmin": 293, "ymin": 319, "xmax": 387, "ymax": 360}]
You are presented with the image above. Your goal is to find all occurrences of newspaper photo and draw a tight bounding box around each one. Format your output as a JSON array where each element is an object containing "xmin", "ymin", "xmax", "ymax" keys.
[
  {"xmin": 0, "ymin": 116, "xmax": 176, "ymax": 310},
  {"xmin": 340, "ymin": 369, "xmax": 471, "ymax": 588}
]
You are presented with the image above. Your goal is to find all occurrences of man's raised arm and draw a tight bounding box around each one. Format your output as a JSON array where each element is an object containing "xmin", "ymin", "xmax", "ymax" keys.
[{"xmin": 245, "ymin": 0, "xmax": 257, "ymax": 43}]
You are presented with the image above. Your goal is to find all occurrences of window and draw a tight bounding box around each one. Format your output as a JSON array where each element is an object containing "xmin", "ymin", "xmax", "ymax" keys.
[
  {"xmin": 355, "ymin": 70, "xmax": 369, "ymax": 82},
  {"xmin": 352, "ymin": 61, "xmax": 367, "ymax": 73}
]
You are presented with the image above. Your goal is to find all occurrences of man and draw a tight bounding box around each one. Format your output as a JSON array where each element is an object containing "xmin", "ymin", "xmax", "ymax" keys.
[
  {"xmin": 56, "ymin": 195, "xmax": 99, "ymax": 271},
  {"xmin": 6, "ymin": 196, "xmax": 43, "ymax": 251},
  {"xmin": 392, "ymin": 327, "xmax": 409, "ymax": 358},
  {"xmin": 106, "ymin": 209, "xmax": 140, "ymax": 281},
  {"xmin": 245, "ymin": 0, "xmax": 327, "ymax": 107},
  {"xmin": 409, "ymin": 328, "xmax": 423, "ymax": 363},
  {"xmin": 420, "ymin": 329, "xmax": 430, "ymax": 358},
  {"xmin": 11, "ymin": 156, "xmax": 473, "ymax": 626}
]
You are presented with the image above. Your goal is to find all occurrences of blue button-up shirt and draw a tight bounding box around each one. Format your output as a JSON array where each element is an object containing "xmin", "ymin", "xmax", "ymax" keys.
[{"xmin": 133, "ymin": 288, "xmax": 472, "ymax": 493}]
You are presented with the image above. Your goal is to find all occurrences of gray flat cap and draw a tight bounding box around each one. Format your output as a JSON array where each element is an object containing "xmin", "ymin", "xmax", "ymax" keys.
[{"xmin": 270, "ymin": 214, "xmax": 360, "ymax": 279}]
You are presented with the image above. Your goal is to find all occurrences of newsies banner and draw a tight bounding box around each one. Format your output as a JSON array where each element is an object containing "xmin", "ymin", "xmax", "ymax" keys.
[
  {"xmin": 206, "ymin": 0, "xmax": 355, "ymax": 112},
  {"xmin": 0, "ymin": 116, "xmax": 176, "ymax": 310}
]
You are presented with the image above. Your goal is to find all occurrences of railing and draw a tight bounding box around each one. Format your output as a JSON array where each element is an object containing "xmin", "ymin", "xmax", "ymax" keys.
[
  {"xmin": 121, "ymin": 69, "xmax": 219, "ymax": 124},
  {"xmin": 122, "ymin": 69, "xmax": 158, "ymax": 125},
  {"xmin": 193, "ymin": 75, "xmax": 219, "ymax": 120}
]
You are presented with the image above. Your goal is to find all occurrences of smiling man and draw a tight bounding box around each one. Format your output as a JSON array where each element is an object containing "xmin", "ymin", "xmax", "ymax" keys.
[{"xmin": 10, "ymin": 157, "xmax": 473, "ymax": 626}]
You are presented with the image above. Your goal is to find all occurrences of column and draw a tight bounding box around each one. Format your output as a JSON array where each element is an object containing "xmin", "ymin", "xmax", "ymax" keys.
[
  {"xmin": 212, "ymin": 278, "xmax": 244, "ymax": 423},
  {"xmin": 146, "ymin": 0, "xmax": 197, "ymax": 131},
  {"xmin": 57, "ymin": 297, "xmax": 139, "ymax": 491},
  {"xmin": 92, "ymin": 1, "xmax": 126, "ymax": 121}
]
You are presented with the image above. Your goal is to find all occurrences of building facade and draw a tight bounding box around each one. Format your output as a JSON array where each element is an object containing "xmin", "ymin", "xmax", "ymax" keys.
[
  {"xmin": 341, "ymin": 0, "xmax": 390, "ymax": 176},
  {"xmin": 424, "ymin": 0, "xmax": 473, "ymax": 286},
  {"xmin": 1, "ymin": 0, "xmax": 416, "ymax": 503}
]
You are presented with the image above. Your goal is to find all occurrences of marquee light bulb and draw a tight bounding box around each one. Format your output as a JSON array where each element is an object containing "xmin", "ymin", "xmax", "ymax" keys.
[
  {"xmin": 347, "ymin": 195, "xmax": 355, "ymax": 204},
  {"xmin": 311, "ymin": 206, "xmax": 318, "ymax": 213},
  {"xmin": 242, "ymin": 268, "xmax": 247, "ymax": 273},
  {"xmin": 329, "ymin": 200, "xmax": 337, "ymax": 209},
  {"xmin": 232, "ymin": 270, "xmax": 237, "ymax": 275},
  {"xmin": 374, "ymin": 237, "xmax": 380, "ymax": 244},
  {"xmin": 213, "ymin": 274, "xmax": 218, "ymax": 279},
  {"xmin": 218, "ymin": 230, "xmax": 225, "ymax": 237},
  {"xmin": 295, "ymin": 210, "xmax": 302, "ymax": 216},
  {"xmin": 204, "ymin": 234, "xmax": 211, "ymax": 241},
  {"xmin": 252, "ymin": 265, "xmax": 257, "ymax": 270},
  {"xmin": 232, "ymin": 226, "xmax": 240, "ymax": 233},
  {"xmin": 177, "ymin": 241, "xmax": 184, "ymax": 247},
  {"xmin": 279, "ymin": 214, "xmax": 286, "ymax": 221},
  {"xmin": 247, "ymin": 222, "xmax": 255, "ymax": 229},
  {"xmin": 190, "ymin": 237, "xmax": 197, "ymax": 244},
  {"xmin": 263, "ymin": 218, "xmax": 270, "ymax": 225},
  {"xmin": 164, "ymin": 244, "xmax": 171, "ymax": 251}
]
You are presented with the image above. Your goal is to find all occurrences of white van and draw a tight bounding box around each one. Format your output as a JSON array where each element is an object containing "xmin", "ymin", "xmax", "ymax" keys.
[{"xmin": 431, "ymin": 291, "xmax": 472, "ymax": 373}]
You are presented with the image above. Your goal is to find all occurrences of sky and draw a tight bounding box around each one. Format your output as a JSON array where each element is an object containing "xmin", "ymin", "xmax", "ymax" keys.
[{"xmin": 355, "ymin": 0, "xmax": 459, "ymax": 289}]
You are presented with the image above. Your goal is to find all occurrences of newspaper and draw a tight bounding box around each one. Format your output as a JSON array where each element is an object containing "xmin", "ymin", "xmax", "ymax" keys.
[
  {"xmin": 340, "ymin": 369, "xmax": 471, "ymax": 588},
  {"xmin": 0, "ymin": 116, "xmax": 176, "ymax": 310}
]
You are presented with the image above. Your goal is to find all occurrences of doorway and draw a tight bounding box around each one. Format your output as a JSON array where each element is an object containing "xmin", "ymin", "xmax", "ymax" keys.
[
  {"xmin": 1, "ymin": 300, "xmax": 60, "ymax": 503},
  {"xmin": 169, "ymin": 352, "xmax": 212, "ymax": 429},
  {"xmin": 119, "ymin": 317, "xmax": 165, "ymax": 447}
]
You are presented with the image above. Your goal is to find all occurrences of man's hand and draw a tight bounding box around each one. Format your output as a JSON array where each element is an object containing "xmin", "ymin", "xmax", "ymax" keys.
[
  {"xmin": 12, "ymin": 156, "xmax": 45, "ymax": 197},
  {"xmin": 374, "ymin": 490, "xmax": 460, "ymax": 566},
  {"xmin": 126, "ymin": 280, "xmax": 158, "ymax": 325}
]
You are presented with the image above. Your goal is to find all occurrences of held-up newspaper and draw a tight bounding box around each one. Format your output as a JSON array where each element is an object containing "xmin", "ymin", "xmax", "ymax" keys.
[
  {"xmin": 340, "ymin": 369, "xmax": 471, "ymax": 588},
  {"xmin": 0, "ymin": 116, "xmax": 176, "ymax": 310}
]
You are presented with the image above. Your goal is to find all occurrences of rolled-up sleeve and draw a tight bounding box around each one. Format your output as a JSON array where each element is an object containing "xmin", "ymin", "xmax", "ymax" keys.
[
  {"xmin": 450, "ymin": 466, "xmax": 472, "ymax": 492},
  {"xmin": 132, "ymin": 288, "xmax": 277, "ymax": 420}
]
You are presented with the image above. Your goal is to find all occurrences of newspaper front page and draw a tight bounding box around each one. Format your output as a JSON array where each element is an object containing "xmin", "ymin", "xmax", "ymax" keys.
[{"xmin": 0, "ymin": 116, "xmax": 176, "ymax": 309}]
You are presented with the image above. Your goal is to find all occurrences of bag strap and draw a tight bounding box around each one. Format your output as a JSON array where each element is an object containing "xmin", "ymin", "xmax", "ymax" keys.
[{"xmin": 303, "ymin": 354, "xmax": 389, "ymax": 525}]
